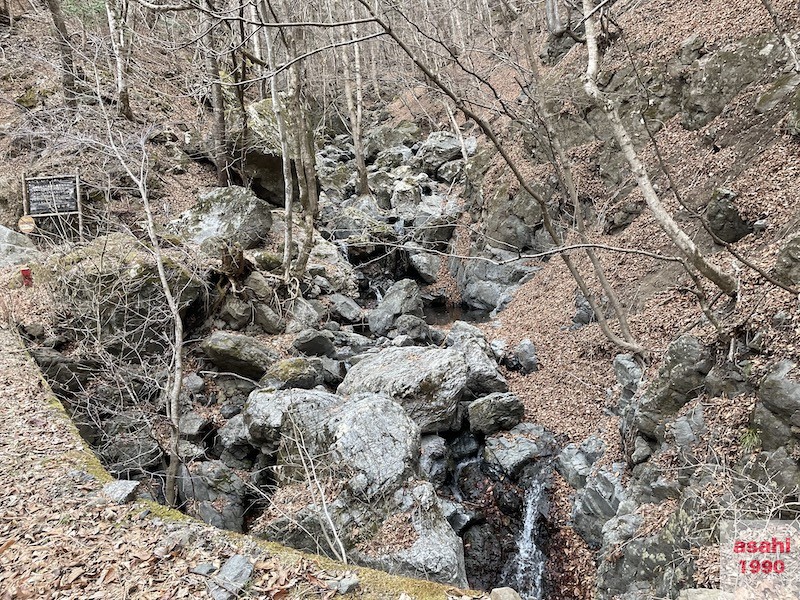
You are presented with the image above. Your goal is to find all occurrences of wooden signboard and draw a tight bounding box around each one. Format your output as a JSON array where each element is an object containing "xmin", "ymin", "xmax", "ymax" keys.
[{"xmin": 22, "ymin": 172, "xmax": 84, "ymax": 241}]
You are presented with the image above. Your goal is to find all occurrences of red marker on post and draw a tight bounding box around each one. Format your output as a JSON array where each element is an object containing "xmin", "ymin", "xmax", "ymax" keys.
[{"xmin": 20, "ymin": 266, "xmax": 33, "ymax": 287}]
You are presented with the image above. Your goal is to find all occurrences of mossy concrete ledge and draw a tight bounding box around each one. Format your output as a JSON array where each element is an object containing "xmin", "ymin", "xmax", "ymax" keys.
[{"xmin": 10, "ymin": 327, "xmax": 476, "ymax": 599}]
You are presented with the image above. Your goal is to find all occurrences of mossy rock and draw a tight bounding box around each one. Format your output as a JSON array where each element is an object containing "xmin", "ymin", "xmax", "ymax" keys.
[{"xmin": 14, "ymin": 87, "xmax": 38, "ymax": 109}]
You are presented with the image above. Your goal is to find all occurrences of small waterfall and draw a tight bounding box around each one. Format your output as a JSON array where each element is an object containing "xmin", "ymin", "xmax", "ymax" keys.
[
  {"xmin": 502, "ymin": 479, "xmax": 546, "ymax": 600},
  {"xmin": 450, "ymin": 456, "xmax": 481, "ymax": 502}
]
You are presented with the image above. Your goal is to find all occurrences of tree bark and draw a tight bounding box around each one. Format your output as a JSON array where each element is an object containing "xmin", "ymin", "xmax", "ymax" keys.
[
  {"xmin": 204, "ymin": 2, "xmax": 230, "ymax": 186},
  {"xmin": 262, "ymin": 3, "xmax": 296, "ymax": 282},
  {"xmin": 43, "ymin": 0, "xmax": 78, "ymax": 107},
  {"xmin": 105, "ymin": 0, "xmax": 134, "ymax": 120}
]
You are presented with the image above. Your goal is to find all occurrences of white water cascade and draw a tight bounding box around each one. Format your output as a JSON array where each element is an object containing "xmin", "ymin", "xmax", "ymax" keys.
[{"xmin": 503, "ymin": 479, "xmax": 546, "ymax": 600}]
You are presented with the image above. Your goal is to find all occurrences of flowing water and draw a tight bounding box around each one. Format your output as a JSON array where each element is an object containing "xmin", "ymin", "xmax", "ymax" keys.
[{"xmin": 502, "ymin": 479, "xmax": 546, "ymax": 600}]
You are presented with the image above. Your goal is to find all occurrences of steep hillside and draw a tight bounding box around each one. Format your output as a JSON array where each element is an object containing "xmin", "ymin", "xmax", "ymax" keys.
[{"xmin": 1, "ymin": 0, "xmax": 800, "ymax": 599}]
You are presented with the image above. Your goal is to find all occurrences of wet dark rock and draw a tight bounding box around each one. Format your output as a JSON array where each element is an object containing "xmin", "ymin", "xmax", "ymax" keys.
[
  {"xmin": 468, "ymin": 392, "xmax": 525, "ymax": 435},
  {"xmin": 178, "ymin": 460, "xmax": 248, "ymax": 532},
  {"xmin": 420, "ymin": 435, "xmax": 450, "ymax": 488},
  {"xmin": 201, "ymin": 331, "xmax": 279, "ymax": 380},
  {"xmin": 440, "ymin": 498, "xmax": 477, "ymax": 534},
  {"xmin": 706, "ymin": 189, "xmax": 752, "ymax": 243},
  {"xmin": 292, "ymin": 328, "xmax": 336, "ymax": 358},
  {"xmin": 338, "ymin": 346, "xmax": 468, "ymax": 433}
]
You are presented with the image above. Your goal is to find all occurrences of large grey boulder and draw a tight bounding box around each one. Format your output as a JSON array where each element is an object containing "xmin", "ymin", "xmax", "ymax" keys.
[
  {"xmin": 259, "ymin": 357, "xmax": 322, "ymax": 390},
  {"xmin": 415, "ymin": 131, "xmax": 464, "ymax": 174},
  {"xmin": 0, "ymin": 225, "xmax": 40, "ymax": 268},
  {"xmin": 374, "ymin": 145, "xmax": 414, "ymax": 170},
  {"xmin": 682, "ymin": 33, "xmax": 780, "ymax": 129},
  {"xmin": 446, "ymin": 321, "xmax": 508, "ymax": 396},
  {"xmin": 572, "ymin": 463, "xmax": 628, "ymax": 546},
  {"xmin": 420, "ymin": 435, "xmax": 450, "ymax": 488},
  {"xmin": 557, "ymin": 435, "xmax": 606, "ymax": 489},
  {"xmin": 201, "ymin": 331, "xmax": 279, "ymax": 379},
  {"xmin": 368, "ymin": 279, "xmax": 424, "ymax": 336},
  {"xmin": 217, "ymin": 414, "xmax": 254, "ymax": 469},
  {"xmin": 328, "ymin": 293, "xmax": 362, "ymax": 323},
  {"xmin": 408, "ymin": 250, "xmax": 440, "ymax": 284},
  {"xmin": 364, "ymin": 120, "xmax": 421, "ymax": 161},
  {"xmin": 468, "ymin": 392, "xmax": 524, "ymax": 435},
  {"xmin": 317, "ymin": 393, "xmax": 420, "ymax": 499},
  {"xmin": 483, "ymin": 423, "xmax": 555, "ymax": 479},
  {"xmin": 243, "ymin": 388, "xmax": 341, "ymax": 450},
  {"xmin": 48, "ymin": 233, "xmax": 202, "ymax": 356},
  {"xmin": 178, "ymin": 460, "xmax": 248, "ymax": 532},
  {"xmin": 338, "ymin": 346, "xmax": 468, "ymax": 433},
  {"xmin": 292, "ymin": 328, "xmax": 336, "ymax": 357},
  {"xmin": 753, "ymin": 360, "xmax": 800, "ymax": 451},
  {"xmin": 759, "ymin": 360, "xmax": 800, "ymax": 418},
  {"xmin": 632, "ymin": 335, "xmax": 712, "ymax": 440},
  {"xmin": 353, "ymin": 482, "xmax": 468, "ymax": 587},
  {"xmin": 171, "ymin": 186, "xmax": 272, "ymax": 250}
]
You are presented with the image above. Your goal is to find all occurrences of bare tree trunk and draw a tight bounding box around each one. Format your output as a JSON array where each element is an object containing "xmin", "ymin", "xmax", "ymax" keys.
[
  {"xmin": 204, "ymin": 2, "xmax": 230, "ymax": 186},
  {"xmin": 262, "ymin": 3, "xmax": 295, "ymax": 282},
  {"xmin": 105, "ymin": 0, "xmax": 134, "ymax": 120},
  {"xmin": 581, "ymin": 0, "xmax": 738, "ymax": 296},
  {"xmin": 518, "ymin": 34, "xmax": 640, "ymax": 350},
  {"xmin": 43, "ymin": 0, "xmax": 78, "ymax": 107},
  {"xmin": 287, "ymin": 61, "xmax": 318, "ymax": 278}
]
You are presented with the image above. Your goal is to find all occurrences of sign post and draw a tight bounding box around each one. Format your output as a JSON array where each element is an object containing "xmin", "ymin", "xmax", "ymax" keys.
[{"xmin": 22, "ymin": 172, "xmax": 84, "ymax": 241}]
